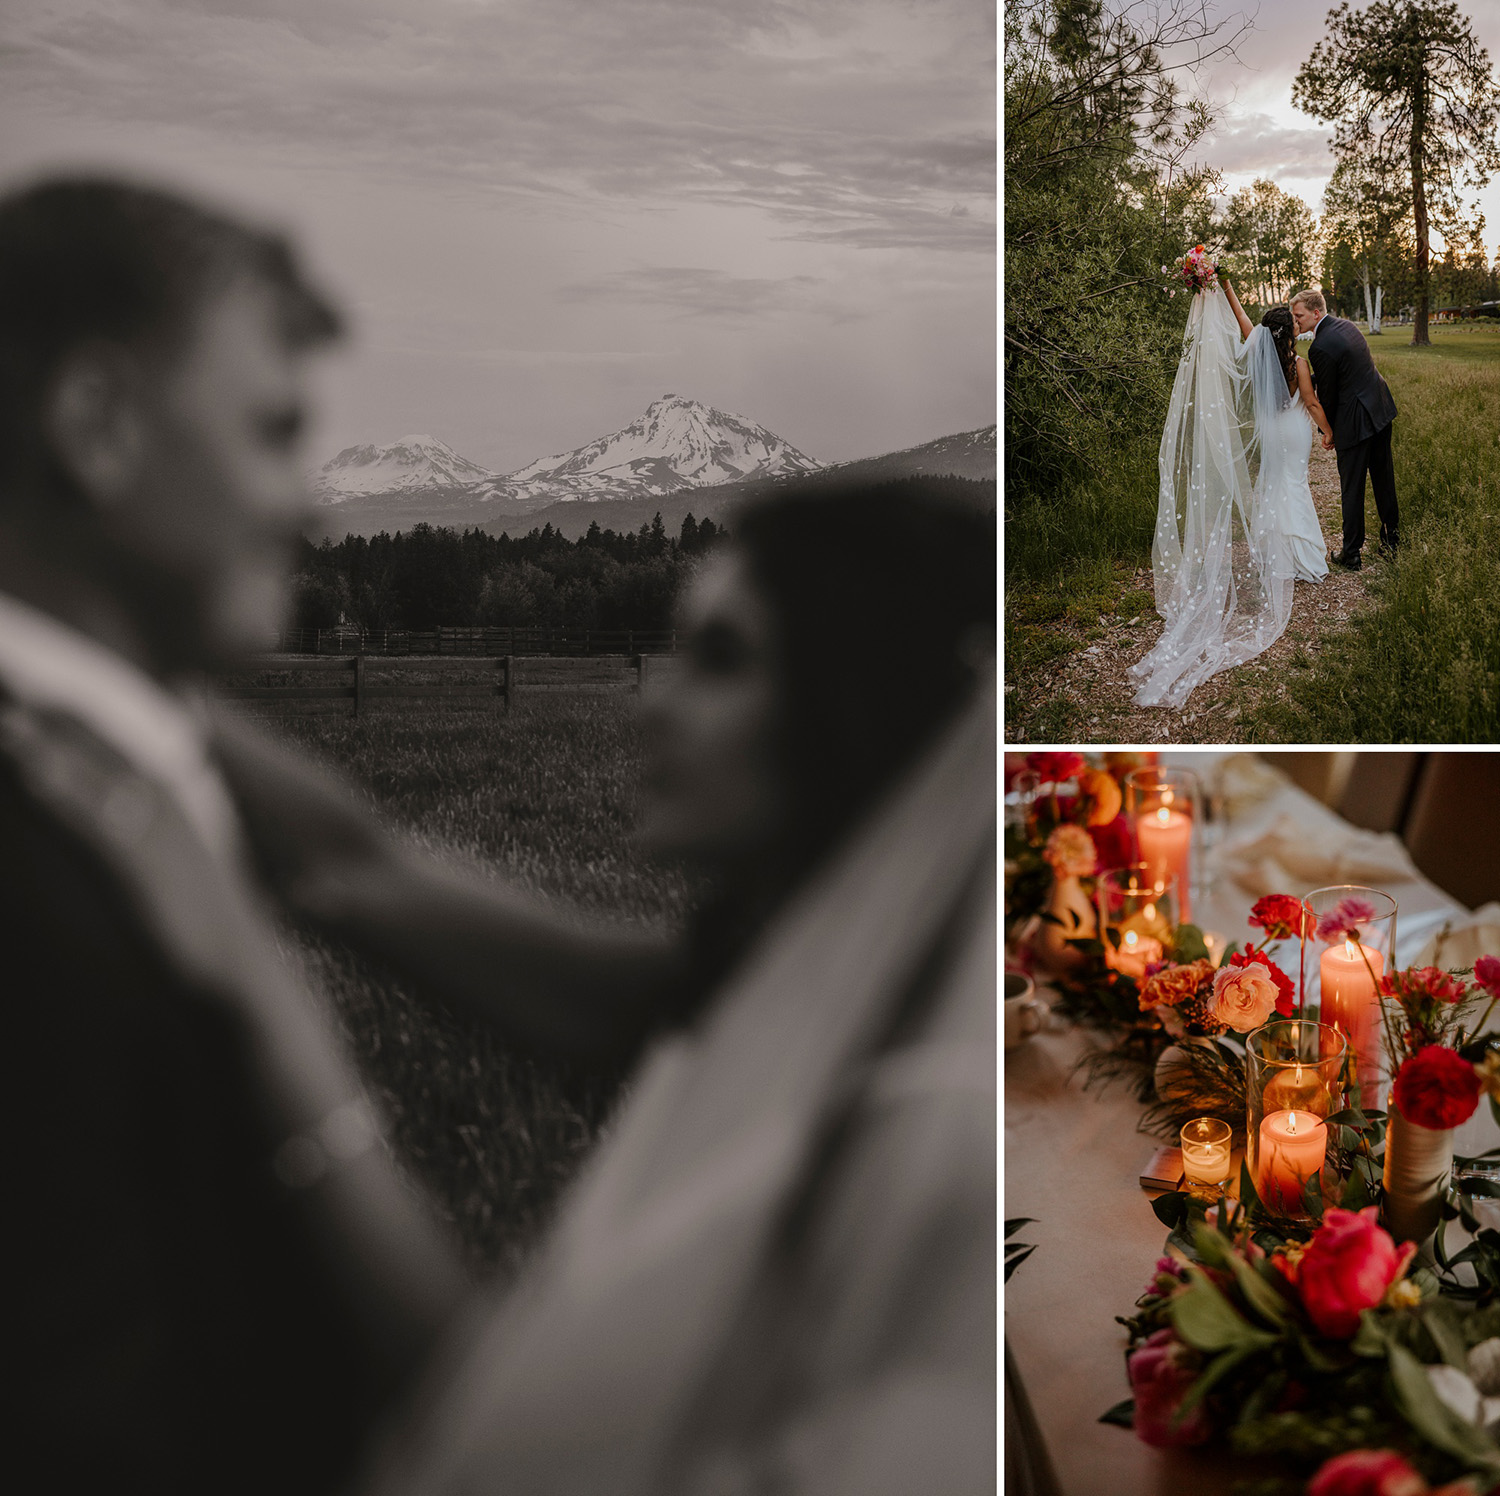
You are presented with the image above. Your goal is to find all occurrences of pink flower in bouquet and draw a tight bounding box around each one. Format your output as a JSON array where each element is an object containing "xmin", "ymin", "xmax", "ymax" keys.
[
  {"xmin": 1026, "ymin": 750, "xmax": 1084, "ymax": 784},
  {"xmin": 1308, "ymin": 1449, "xmax": 1429, "ymax": 1496},
  {"xmin": 1127, "ymin": 1328, "xmax": 1211, "ymax": 1447},
  {"xmin": 1380, "ymin": 965, "xmax": 1469, "ymax": 1006},
  {"xmin": 1249, "ymin": 893, "xmax": 1307, "ymax": 941},
  {"xmin": 1391, "ymin": 1044, "xmax": 1483, "ymax": 1130},
  {"xmin": 1292, "ymin": 1207, "xmax": 1417, "ymax": 1339},
  {"xmin": 1475, "ymin": 954, "xmax": 1500, "ymax": 1000},
  {"xmin": 1226, "ymin": 949, "xmax": 1296, "ymax": 1016},
  {"xmin": 1139, "ymin": 959, "xmax": 1215, "ymax": 1014},
  {"xmin": 1317, "ymin": 897, "xmax": 1378, "ymax": 942},
  {"xmin": 1210, "ymin": 959, "xmax": 1280, "ymax": 1032},
  {"xmin": 1089, "ymin": 814, "xmax": 1133, "ymax": 873},
  {"xmin": 1044, "ymin": 823, "xmax": 1097, "ymax": 879}
]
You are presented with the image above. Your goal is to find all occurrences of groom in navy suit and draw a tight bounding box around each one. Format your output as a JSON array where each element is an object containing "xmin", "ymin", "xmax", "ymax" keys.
[{"xmin": 1292, "ymin": 288, "xmax": 1399, "ymax": 571}]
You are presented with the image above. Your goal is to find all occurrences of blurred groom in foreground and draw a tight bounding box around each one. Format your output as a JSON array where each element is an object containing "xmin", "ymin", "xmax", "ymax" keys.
[{"xmin": 0, "ymin": 178, "xmax": 463, "ymax": 1493}]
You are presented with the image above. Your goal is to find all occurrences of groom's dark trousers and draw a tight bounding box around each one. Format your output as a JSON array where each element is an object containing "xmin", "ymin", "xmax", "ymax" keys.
[{"xmin": 1307, "ymin": 314, "xmax": 1399, "ymax": 555}]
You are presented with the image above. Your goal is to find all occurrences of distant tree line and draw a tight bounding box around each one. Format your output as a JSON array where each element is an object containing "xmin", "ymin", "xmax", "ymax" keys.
[{"xmin": 288, "ymin": 511, "xmax": 728, "ymax": 632}]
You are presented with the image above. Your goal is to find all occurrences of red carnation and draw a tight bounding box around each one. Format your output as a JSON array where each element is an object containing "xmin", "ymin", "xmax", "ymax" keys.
[
  {"xmin": 1089, "ymin": 814, "xmax": 1133, "ymax": 873},
  {"xmin": 1249, "ymin": 894, "xmax": 1306, "ymax": 941},
  {"xmin": 1229, "ymin": 949, "xmax": 1295, "ymax": 1016},
  {"xmin": 1391, "ymin": 1045, "xmax": 1483, "ymax": 1131},
  {"xmin": 1026, "ymin": 751, "xmax": 1084, "ymax": 784}
]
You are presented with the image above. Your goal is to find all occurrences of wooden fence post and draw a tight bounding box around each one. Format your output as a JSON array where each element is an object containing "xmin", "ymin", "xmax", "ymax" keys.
[{"xmin": 352, "ymin": 655, "xmax": 365, "ymax": 718}]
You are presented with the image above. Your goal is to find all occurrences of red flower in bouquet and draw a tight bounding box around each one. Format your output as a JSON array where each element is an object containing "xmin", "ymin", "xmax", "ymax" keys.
[
  {"xmin": 1088, "ymin": 814, "xmax": 1133, "ymax": 873},
  {"xmin": 1249, "ymin": 893, "xmax": 1306, "ymax": 941},
  {"xmin": 1127, "ymin": 1328, "xmax": 1212, "ymax": 1447},
  {"xmin": 1391, "ymin": 1044, "xmax": 1483, "ymax": 1130},
  {"xmin": 1026, "ymin": 751, "xmax": 1084, "ymax": 784},
  {"xmin": 1475, "ymin": 953, "xmax": 1500, "ymax": 1000},
  {"xmin": 1225, "ymin": 948, "xmax": 1295, "ymax": 1016},
  {"xmin": 1286, "ymin": 1207, "xmax": 1417, "ymax": 1339},
  {"xmin": 1139, "ymin": 959, "xmax": 1215, "ymax": 1014},
  {"xmin": 1381, "ymin": 965, "xmax": 1469, "ymax": 1007},
  {"xmin": 1308, "ymin": 1449, "xmax": 1430, "ymax": 1496}
]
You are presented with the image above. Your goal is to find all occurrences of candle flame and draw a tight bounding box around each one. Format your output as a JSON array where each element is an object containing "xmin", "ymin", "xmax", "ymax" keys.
[
  {"xmin": 1294, "ymin": 1062, "xmax": 1303, "ymax": 1084},
  {"xmin": 1155, "ymin": 807, "xmax": 1171, "ymax": 825},
  {"xmin": 1344, "ymin": 938, "xmax": 1357, "ymax": 960},
  {"xmin": 1288, "ymin": 1111, "xmax": 1298, "ymax": 1136},
  {"xmin": 1162, "ymin": 789, "xmax": 1175, "ymax": 808},
  {"xmin": 1124, "ymin": 931, "xmax": 1138, "ymax": 949},
  {"xmin": 1144, "ymin": 903, "xmax": 1157, "ymax": 922}
]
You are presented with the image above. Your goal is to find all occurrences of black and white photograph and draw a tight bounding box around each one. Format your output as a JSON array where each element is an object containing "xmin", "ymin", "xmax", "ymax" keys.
[{"xmin": 0, "ymin": 4, "xmax": 998, "ymax": 1494}]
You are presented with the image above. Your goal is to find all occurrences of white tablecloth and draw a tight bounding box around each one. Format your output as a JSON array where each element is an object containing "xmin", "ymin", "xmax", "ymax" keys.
[{"xmin": 1003, "ymin": 752, "xmax": 1489, "ymax": 1495}]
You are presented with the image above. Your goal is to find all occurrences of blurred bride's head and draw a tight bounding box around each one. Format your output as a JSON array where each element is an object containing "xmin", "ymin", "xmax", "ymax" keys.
[
  {"xmin": 637, "ymin": 479, "xmax": 994, "ymax": 884},
  {"xmin": 1260, "ymin": 306, "xmax": 1299, "ymax": 391}
]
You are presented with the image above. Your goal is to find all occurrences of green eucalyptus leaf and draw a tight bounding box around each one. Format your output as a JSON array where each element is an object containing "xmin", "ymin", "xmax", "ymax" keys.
[
  {"xmin": 1152, "ymin": 1192, "xmax": 1193, "ymax": 1232},
  {"xmin": 1171, "ymin": 1269, "xmax": 1279, "ymax": 1354},
  {"xmin": 1351, "ymin": 1311, "xmax": 1389, "ymax": 1358},
  {"xmin": 1387, "ymin": 1341, "xmax": 1500, "ymax": 1468},
  {"xmin": 1173, "ymin": 924, "xmax": 1210, "ymax": 963},
  {"xmin": 1176, "ymin": 1341, "xmax": 1265, "ymax": 1417},
  {"xmin": 1098, "ymin": 1398, "xmax": 1136, "ymax": 1429},
  {"xmin": 1005, "ymin": 1217, "xmax": 1037, "ymax": 1239}
]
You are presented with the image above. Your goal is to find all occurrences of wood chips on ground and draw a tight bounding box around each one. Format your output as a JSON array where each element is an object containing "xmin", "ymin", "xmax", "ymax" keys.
[{"xmin": 1005, "ymin": 444, "xmax": 1383, "ymax": 744}]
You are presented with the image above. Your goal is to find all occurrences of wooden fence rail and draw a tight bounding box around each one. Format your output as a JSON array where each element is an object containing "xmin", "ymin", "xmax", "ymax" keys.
[
  {"xmin": 270, "ymin": 626, "xmax": 677, "ymax": 657},
  {"xmin": 219, "ymin": 653, "xmax": 670, "ymax": 717}
]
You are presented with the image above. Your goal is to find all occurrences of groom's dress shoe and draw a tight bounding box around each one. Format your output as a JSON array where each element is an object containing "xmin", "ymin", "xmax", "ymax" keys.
[{"xmin": 1329, "ymin": 549, "xmax": 1362, "ymax": 572}]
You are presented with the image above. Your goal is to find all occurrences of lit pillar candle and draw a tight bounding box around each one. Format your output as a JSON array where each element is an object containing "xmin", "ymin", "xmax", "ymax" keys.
[
  {"xmin": 1138, "ymin": 806, "xmax": 1192, "ymax": 921},
  {"xmin": 1107, "ymin": 929, "xmax": 1165, "ymax": 979},
  {"xmin": 1263, "ymin": 1060, "xmax": 1324, "ymax": 1114},
  {"xmin": 1257, "ymin": 1109, "xmax": 1328, "ymax": 1213},
  {"xmin": 1320, "ymin": 939, "xmax": 1386, "ymax": 1100}
]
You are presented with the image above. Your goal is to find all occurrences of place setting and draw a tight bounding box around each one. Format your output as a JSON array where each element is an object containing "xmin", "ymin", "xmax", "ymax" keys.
[{"xmin": 1004, "ymin": 751, "xmax": 1500, "ymax": 1496}]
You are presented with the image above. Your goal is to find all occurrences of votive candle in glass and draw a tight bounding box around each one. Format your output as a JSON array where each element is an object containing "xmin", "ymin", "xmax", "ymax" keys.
[
  {"xmin": 1181, "ymin": 1117, "xmax": 1232, "ymax": 1185},
  {"xmin": 1257, "ymin": 1109, "xmax": 1329, "ymax": 1214},
  {"xmin": 1096, "ymin": 867, "xmax": 1178, "ymax": 979},
  {"xmin": 1124, "ymin": 767, "xmax": 1201, "ymax": 923}
]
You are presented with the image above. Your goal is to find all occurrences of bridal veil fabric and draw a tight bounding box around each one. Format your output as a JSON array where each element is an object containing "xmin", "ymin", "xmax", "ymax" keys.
[
  {"xmin": 372, "ymin": 687, "xmax": 996, "ymax": 1496},
  {"xmin": 1130, "ymin": 288, "xmax": 1302, "ymax": 708}
]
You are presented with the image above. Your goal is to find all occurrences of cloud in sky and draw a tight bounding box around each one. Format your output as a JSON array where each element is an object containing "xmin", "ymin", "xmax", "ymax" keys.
[{"xmin": 0, "ymin": 0, "xmax": 997, "ymax": 468}]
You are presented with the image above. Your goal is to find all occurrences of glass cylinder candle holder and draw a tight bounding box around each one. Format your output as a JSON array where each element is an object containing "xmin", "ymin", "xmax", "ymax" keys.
[
  {"xmin": 1246, "ymin": 1020, "xmax": 1348, "ymax": 1218},
  {"xmin": 1302, "ymin": 886, "xmax": 1398, "ymax": 1110},
  {"xmin": 1181, "ymin": 1117, "xmax": 1233, "ymax": 1186},
  {"xmin": 1096, "ymin": 866, "xmax": 1178, "ymax": 980},
  {"xmin": 1123, "ymin": 766, "xmax": 1201, "ymax": 923}
]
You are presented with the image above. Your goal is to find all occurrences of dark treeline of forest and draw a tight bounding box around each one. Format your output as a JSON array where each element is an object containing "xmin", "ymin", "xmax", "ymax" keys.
[
  {"xmin": 290, "ymin": 474, "xmax": 996, "ymax": 632},
  {"xmin": 289, "ymin": 511, "xmax": 728, "ymax": 632}
]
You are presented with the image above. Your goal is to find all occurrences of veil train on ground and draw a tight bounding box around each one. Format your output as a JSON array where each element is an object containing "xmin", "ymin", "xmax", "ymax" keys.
[{"xmin": 1130, "ymin": 287, "xmax": 1299, "ymax": 709}]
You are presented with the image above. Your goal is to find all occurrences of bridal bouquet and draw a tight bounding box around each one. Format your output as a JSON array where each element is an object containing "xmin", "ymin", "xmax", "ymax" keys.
[{"xmin": 1163, "ymin": 242, "xmax": 1221, "ymax": 296}]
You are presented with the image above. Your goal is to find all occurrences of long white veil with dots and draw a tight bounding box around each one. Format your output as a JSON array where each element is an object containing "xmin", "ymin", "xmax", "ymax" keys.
[{"xmin": 1129, "ymin": 286, "xmax": 1298, "ymax": 708}]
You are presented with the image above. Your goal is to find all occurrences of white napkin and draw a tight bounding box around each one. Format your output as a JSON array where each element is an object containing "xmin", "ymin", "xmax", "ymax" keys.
[
  {"xmin": 1218, "ymin": 810, "xmax": 1418, "ymax": 899},
  {"xmin": 1412, "ymin": 902, "xmax": 1500, "ymax": 970}
]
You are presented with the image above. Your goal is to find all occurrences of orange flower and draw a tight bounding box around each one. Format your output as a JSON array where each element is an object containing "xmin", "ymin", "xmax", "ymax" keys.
[
  {"xmin": 1079, "ymin": 767, "xmax": 1123, "ymax": 826},
  {"xmin": 1139, "ymin": 959, "xmax": 1215, "ymax": 1013}
]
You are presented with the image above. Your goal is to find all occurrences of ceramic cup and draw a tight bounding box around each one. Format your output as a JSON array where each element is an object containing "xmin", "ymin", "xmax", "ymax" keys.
[{"xmin": 1005, "ymin": 972, "xmax": 1045, "ymax": 1050}]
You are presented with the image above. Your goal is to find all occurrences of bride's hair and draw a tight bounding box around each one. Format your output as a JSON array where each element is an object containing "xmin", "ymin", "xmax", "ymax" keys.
[{"xmin": 1260, "ymin": 307, "xmax": 1298, "ymax": 398}]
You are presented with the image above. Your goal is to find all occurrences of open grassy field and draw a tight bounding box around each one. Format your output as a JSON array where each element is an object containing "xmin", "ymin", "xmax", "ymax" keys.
[
  {"xmin": 243, "ymin": 694, "xmax": 696, "ymax": 1274},
  {"xmin": 1005, "ymin": 324, "xmax": 1500, "ymax": 741}
]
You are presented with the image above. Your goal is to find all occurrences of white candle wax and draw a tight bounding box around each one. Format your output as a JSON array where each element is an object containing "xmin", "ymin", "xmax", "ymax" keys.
[
  {"xmin": 1138, "ymin": 806, "xmax": 1191, "ymax": 921},
  {"xmin": 1181, "ymin": 1118, "xmax": 1232, "ymax": 1184},
  {"xmin": 1257, "ymin": 1108, "xmax": 1328, "ymax": 1214}
]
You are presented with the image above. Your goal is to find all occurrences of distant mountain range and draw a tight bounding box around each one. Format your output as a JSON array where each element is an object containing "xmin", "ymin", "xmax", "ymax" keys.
[{"xmin": 309, "ymin": 395, "xmax": 995, "ymax": 540}]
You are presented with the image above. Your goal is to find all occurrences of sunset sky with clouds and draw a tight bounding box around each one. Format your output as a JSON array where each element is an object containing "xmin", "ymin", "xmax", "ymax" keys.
[{"xmin": 0, "ymin": 0, "xmax": 997, "ymax": 472}]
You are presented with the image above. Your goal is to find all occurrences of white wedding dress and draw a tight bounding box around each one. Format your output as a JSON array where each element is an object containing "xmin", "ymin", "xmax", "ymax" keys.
[{"xmin": 1130, "ymin": 286, "xmax": 1327, "ymax": 708}]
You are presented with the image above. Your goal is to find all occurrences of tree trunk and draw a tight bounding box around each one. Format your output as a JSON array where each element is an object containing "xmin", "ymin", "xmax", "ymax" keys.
[
  {"xmin": 1372, "ymin": 284, "xmax": 1383, "ymax": 335},
  {"xmin": 1361, "ymin": 263, "xmax": 1375, "ymax": 327},
  {"xmin": 1411, "ymin": 76, "xmax": 1430, "ymax": 346}
]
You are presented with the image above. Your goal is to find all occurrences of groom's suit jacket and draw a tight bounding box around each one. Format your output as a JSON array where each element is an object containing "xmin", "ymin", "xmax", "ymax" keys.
[
  {"xmin": 1308, "ymin": 315, "xmax": 1398, "ymax": 451},
  {"xmin": 0, "ymin": 597, "xmax": 392, "ymax": 1495}
]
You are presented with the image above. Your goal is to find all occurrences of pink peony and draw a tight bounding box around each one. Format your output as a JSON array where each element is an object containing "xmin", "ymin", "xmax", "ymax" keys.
[
  {"xmin": 1127, "ymin": 1328, "xmax": 1211, "ymax": 1447},
  {"xmin": 1210, "ymin": 959, "xmax": 1280, "ymax": 1032},
  {"xmin": 1307, "ymin": 1449, "xmax": 1429, "ymax": 1496},
  {"xmin": 1044, "ymin": 823, "xmax": 1097, "ymax": 879},
  {"xmin": 1292, "ymin": 1207, "xmax": 1417, "ymax": 1339},
  {"xmin": 1475, "ymin": 954, "xmax": 1500, "ymax": 1000},
  {"xmin": 1391, "ymin": 1044, "xmax": 1484, "ymax": 1130}
]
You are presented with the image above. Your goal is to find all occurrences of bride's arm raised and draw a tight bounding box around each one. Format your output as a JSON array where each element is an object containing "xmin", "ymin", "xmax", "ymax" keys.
[
  {"xmin": 1296, "ymin": 356, "xmax": 1335, "ymax": 448},
  {"xmin": 1218, "ymin": 272, "xmax": 1253, "ymax": 340}
]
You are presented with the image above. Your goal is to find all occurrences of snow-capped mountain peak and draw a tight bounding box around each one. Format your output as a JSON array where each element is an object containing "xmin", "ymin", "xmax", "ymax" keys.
[
  {"xmin": 314, "ymin": 434, "xmax": 495, "ymax": 501},
  {"xmin": 501, "ymin": 394, "xmax": 820, "ymax": 497}
]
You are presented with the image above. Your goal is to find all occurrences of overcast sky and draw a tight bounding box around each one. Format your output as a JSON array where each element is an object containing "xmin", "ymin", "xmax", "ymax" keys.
[
  {"xmin": 1192, "ymin": 0, "xmax": 1500, "ymax": 261},
  {"xmin": 0, "ymin": 0, "xmax": 996, "ymax": 472}
]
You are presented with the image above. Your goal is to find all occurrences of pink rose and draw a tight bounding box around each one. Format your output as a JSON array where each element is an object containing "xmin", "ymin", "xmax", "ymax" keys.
[
  {"xmin": 1210, "ymin": 960, "xmax": 1280, "ymax": 1032},
  {"xmin": 1127, "ymin": 1328, "xmax": 1211, "ymax": 1447},
  {"xmin": 1293, "ymin": 1207, "xmax": 1417, "ymax": 1339},
  {"xmin": 1308, "ymin": 1449, "xmax": 1429, "ymax": 1496},
  {"xmin": 1475, "ymin": 954, "xmax": 1500, "ymax": 1000}
]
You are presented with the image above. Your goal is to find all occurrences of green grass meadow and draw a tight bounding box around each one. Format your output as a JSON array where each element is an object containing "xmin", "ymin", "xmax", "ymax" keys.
[
  {"xmin": 247, "ymin": 693, "xmax": 695, "ymax": 1273},
  {"xmin": 1248, "ymin": 326, "xmax": 1500, "ymax": 742}
]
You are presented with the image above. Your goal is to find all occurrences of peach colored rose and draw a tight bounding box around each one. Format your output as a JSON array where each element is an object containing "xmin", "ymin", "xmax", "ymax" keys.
[
  {"xmin": 1078, "ymin": 768, "xmax": 1123, "ymax": 827},
  {"xmin": 1291, "ymin": 1207, "xmax": 1417, "ymax": 1339},
  {"xmin": 1210, "ymin": 959, "xmax": 1279, "ymax": 1032},
  {"xmin": 1043, "ymin": 823, "xmax": 1097, "ymax": 879},
  {"xmin": 1139, "ymin": 959, "xmax": 1214, "ymax": 1014}
]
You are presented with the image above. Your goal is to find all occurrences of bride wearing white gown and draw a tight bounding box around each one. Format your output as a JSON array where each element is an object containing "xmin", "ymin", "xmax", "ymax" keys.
[{"xmin": 1130, "ymin": 273, "xmax": 1334, "ymax": 708}]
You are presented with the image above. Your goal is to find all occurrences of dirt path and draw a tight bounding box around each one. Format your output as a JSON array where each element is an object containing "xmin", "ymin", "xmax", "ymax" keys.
[{"xmin": 1005, "ymin": 444, "xmax": 1383, "ymax": 743}]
